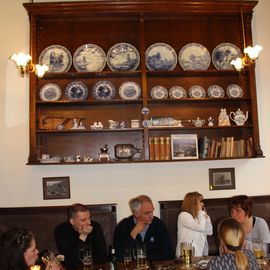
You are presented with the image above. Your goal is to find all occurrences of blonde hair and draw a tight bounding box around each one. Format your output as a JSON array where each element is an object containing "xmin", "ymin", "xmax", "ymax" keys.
[
  {"xmin": 181, "ymin": 191, "xmax": 203, "ymax": 219},
  {"xmin": 219, "ymin": 218, "xmax": 249, "ymax": 270}
]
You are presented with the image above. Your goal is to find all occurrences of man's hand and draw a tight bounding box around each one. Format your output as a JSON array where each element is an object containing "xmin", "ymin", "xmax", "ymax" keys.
[
  {"xmin": 130, "ymin": 221, "xmax": 146, "ymax": 240},
  {"xmin": 79, "ymin": 224, "xmax": 93, "ymax": 241}
]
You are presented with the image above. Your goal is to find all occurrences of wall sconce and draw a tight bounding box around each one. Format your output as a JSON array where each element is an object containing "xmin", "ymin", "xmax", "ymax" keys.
[
  {"xmin": 10, "ymin": 53, "xmax": 48, "ymax": 78},
  {"xmin": 230, "ymin": 1, "xmax": 262, "ymax": 71},
  {"xmin": 10, "ymin": 0, "xmax": 48, "ymax": 78}
]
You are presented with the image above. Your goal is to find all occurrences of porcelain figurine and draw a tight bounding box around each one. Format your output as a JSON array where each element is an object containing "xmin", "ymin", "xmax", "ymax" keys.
[
  {"xmin": 76, "ymin": 154, "xmax": 81, "ymax": 162},
  {"xmin": 192, "ymin": 117, "xmax": 205, "ymax": 127},
  {"xmin": 208, "ymin": 117, "xmax": 214, "ymax": 126},
  {"xmin": 83, "ymin": 155, "xmax": 93, "ymax": 162},
  {"xmin": 71, "ymin": 118, "xmax": 79, "ymax": 129},
  {"xmin": 230, "ymin": 108, "xmax": 249, "ymax": 126},
  {"xmin": 90, "ymin": 121, "xmax": 103, "ymax": 129},
  {"xmin": 218, "ymin": 108, "xmax": 231, "ymax": 126},
  {"xmin": 77, "ymin": 120, "xmax": 86, "ymax": 129},
  {"xmin": 120, "ymin": 121, "xmax": 126, "ymax": 129},
  {"xmin": 108, "ymin": 119, "xmax": 119, "ymax": 129}
]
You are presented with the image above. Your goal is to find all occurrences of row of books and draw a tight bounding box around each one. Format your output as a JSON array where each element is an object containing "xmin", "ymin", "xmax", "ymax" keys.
[
  {"xmin": 199, "ymin": 136, "xmax": 254, "ymax": 159},
  {"xmin": 149, "ymin": 137, "xmax": 171, "ymax": 161}
]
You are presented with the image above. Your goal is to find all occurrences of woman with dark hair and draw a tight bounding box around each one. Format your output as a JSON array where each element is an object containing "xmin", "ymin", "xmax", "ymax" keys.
[
  {"xmin": 0, "ymin": 228, "xmax": 60, "ymax": 270},
  {"xmin": 230, "ymin": 195, "xmax": 270, "ymax": 250},
  {"xmin": 207, "ymin": 218, "xmax": 259, "ymax": 270},
  {"xmin": 176, "ymin": 191, "xmax": 212, "ymax": 257}
]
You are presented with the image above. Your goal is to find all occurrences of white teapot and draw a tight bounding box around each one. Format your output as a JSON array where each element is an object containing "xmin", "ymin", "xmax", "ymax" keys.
[
  {"xmin": 229, "ymin": 108, "xmax": 248, "ymax": 126},
  {"xmin": 192, "ymin": 117, "xmax": 205, "ymax": 127}
]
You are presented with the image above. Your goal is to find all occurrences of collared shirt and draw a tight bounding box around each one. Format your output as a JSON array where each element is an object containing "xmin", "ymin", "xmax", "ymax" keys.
[{"xmin": 134, "ymin": 217, "xmax": 149, "ymax": 241}]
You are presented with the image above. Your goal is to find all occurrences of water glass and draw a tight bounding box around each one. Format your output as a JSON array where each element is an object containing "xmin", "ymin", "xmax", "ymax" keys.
[
  {"xmin": 180, "ymin": 242, "xmax": 192, "ymax": 267},
  {"xmin": 79, "ymin": 243, "xmax": 93, "ymax": 270},
  {"xmin": 136, "ymin": 244, "xmax": 147, "ymax": 269},
  {"xmin": 123, "ymin": 248, "xmax": 132, "ymax": 269}
]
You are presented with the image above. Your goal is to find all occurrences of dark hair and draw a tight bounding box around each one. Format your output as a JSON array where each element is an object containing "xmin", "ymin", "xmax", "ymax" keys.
[
  {"xmin": 67, "ymin": 203, "xmax": 89, "ymax": 219},
  {"xmin": 0, "ymin": 228, "xmax": 34, "ymax": 270},
  {"xmin": 230, "ymin": 195, "xmax": 253, "ymax": 217}
]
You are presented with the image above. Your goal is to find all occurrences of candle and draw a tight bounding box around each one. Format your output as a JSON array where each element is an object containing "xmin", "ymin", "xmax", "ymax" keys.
[{"xmin": 30, "ymin": 265, "xmax": 41, "ymax": 270}]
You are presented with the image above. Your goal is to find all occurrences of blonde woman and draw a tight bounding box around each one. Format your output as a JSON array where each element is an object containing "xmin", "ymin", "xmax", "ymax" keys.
[
  {"xmin": 207, "ymin": 218, "xmax": 259, "ymax": 270},
  {"xmin": 176, "ymin": 192, "xmax": 212, "ymax": 257}
]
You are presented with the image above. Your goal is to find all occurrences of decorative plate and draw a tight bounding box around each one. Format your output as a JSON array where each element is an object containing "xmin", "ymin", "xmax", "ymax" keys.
[
  {"xmin": 145, "ymin": 43, "xmax": 177, "ymax": 71},
  {"xmin": 150, "ymin": 86, "xmax": 168, "ymax": 100},
  {"xmin": 119, "ymin": 81, "xmax": 141, "ymax": 100},
  {"xmin": 39, "ymin": 45, "xmax": 72, "ymax": 73},
  {"xmin": 92, "ymin": 81, "xmax": 116, "ymax": 100},
  {"xmin": 39, "ymin": 83, "xmax": 62, "ymax": 101},
  {"xmin": 212, "ymin": 43, "xmax": 242, "ymax": 70},
  {"xmin": 188, "ymin": 85, "xmax": 206, "ymax": 98},
  {"xmin": 64, "ymin": 81, "xmax": 88, "ymax": 100},
  {"xmin": 169, "ymin": 86, "xmax": 187, "ymax": 99},
  {"xmin": 179, "ymin": 43, "xmax": 211, "ymax": 70},
  {"xmin": 73, "ymin": 43, "xmax": 106, "ymax": 72},
  {"xmin": 107, "ymin": 43, "xmax": 140, "ymax": 71},
  {"xmin": 207, "ymin": 85, "xmax": 225, "ymax": 98},
  {"xmin": 226, "ymin": 84, "xmax": 244, "ymax": 98}
]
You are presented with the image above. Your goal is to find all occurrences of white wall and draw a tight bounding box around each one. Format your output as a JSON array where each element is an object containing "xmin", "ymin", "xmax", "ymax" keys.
[{"xmin": 0, "ymin": 0, "xmax": 269, "ymax": 222}]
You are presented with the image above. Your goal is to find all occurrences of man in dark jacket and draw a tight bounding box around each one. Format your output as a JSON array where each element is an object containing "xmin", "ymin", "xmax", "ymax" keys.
[
  {"xmin": 114, "ymin": 195, "xmax": 174, "ymax": 262},
  {"xmin": 54, "ymin": 203, "xmax": 107, "ymax": 268}
]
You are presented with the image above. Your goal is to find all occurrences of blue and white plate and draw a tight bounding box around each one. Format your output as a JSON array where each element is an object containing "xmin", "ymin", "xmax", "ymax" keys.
[
  {"xmin": 92, "ymin": 81, "xmax": 116, "ymax": 100},
  {"xmin": 179, "ymin": 43, "xmax": 211, "ymax": 70},
  {"xmin": 169, "ymin": 86, "xmax": 187, "ymax": 99},
  {"xmin": 39, "ymin": 83, "xmax": 62, "ymax": 101},
  {"xmin": 212, "ymin": 43, "xmax": 242, "ymax": 70},
  {"xmin": 226, "ymin": 84, "xmax": 243, "ymax": 98},
  {"xmin": 188, "ymin": 85, "xmax": 206, "ymax": 98},
  {"xmin": 107, "ymin": 43, "xmax": 140, "ymax": 71},
  {"xmin": 119, "ymin": 81, "xmax": 141, "ymax": 100},
  {"xmin": 207, "ymin": 85, "xmax": 225, "ymax": 98},
  {"xmin": 39, "ymin": 45, "xmax": 72, "ymax": 73},
  {"xmin": 145, "ymin": 43, "xmax": 177, "ymax": 71},
  {"xmin": 65, "ymin": 81, "xmax": 88, "ymax": 101},
  {"xmin": 150, "ymin": 86, "xmax": 168, "ymax": 100},
  {"xmin": 73, "ymin": 44, "xmax": 106, "ymax": 72}
]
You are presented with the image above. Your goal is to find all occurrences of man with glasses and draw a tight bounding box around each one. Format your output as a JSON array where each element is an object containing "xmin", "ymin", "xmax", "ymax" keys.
[
  {"xmin": 54, "ymin": 203, "xmax": 107, "ymax": 268},
  {"xmin": 114, "ymin": 195, "xmax": 174, "ymax": 262}
]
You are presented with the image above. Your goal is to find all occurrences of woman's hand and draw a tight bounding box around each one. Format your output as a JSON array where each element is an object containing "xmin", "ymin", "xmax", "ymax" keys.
[{"xmin": 45, "ymin": 261, "xmax": 61, "ymax": 270}]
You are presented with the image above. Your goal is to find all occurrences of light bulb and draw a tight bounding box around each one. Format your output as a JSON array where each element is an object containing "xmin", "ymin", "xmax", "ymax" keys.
[
  {"xmin": 230, "ymin": 57, "xmax": 244, "ymax": 71},
  {"xmin": 35, "ymin": 64, "xmax": 49, "ymax": 78},
  {"xmin": 244, "ymin": 45, "xmax": 262, "ymax": 60}
]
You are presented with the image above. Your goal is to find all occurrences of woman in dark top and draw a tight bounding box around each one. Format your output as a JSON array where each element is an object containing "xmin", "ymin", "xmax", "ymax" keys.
[
  {"xmin": 0, "ymin": 228, "xmax": 60, "ymax": 270},
  {"xmin": 207, "ymin": 218, "xmax": 259, "ymax": 270}
]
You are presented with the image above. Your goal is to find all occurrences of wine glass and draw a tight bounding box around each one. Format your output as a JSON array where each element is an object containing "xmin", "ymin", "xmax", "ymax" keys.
[{"xmin": 123, "ymin": 248, "xmax": 132, "ymax": 269}]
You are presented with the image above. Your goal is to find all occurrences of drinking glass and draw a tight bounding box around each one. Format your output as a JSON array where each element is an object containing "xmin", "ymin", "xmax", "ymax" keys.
[
  {"xmin": 79, "ymin": 243, "xmax": 93, "ymax": 270},
  {"xmin": 41, "ymin": 250, "xmax": 58, "ymax": 266},
  {"xmin": 180, "ymin": 242, "xmax": 192, "ymax": 267},
  {"xmin": 124, "ymin": 248, "xmax": 132, "ymax": 269},
  {"xmin": 136, "ymin": 244, "xmax": 147, "ymax": 269}
]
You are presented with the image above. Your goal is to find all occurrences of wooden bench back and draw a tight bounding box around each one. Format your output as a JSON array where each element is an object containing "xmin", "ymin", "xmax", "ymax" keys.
[
  {"xmin": 159, "ymin": 195, "xmax": 270, "ymax": 255},
  {"xmin": 0, "ymin": 203, "xmax": 117, "ymax": 253}
]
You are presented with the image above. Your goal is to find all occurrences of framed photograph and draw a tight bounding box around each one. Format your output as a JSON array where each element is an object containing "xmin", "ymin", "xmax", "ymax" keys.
[
  {"xmin": 43, "ymin": 177, "xmax": 70, "ymax": 200},
  {"xmin": 171, "ymin": 134, "xmax": 199, "ymax": 160},
  {"xmin": 209, "ymin": 168, "xmax": 236, "ymax": 190}
]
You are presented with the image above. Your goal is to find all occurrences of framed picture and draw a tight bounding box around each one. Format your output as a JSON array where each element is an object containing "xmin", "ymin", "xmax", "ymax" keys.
[
  {"xmin": 171, "ymin": 134, "xmax": 199, "ymax": 160},
  {"xmin": 209, "ymin": 168, "xmax": 236, "ymax": 190},
  {"xmin": 43, "ymin": 177, "xmax": 70, "ymax": 200}
]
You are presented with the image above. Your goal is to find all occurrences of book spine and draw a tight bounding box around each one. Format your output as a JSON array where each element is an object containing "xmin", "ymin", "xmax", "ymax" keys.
[
  {"xmin": 154, "ymin": 137, "xmax": 160, "ymax": 160},
  {"xmin": 165, "ymin": 136, "xmax": 171, "ymax": 160},
  {"xmin": 160, "ymin": 137, "xmax": 166, "ymax": 160},
  {"xmin": 149, "ymin": 137, "xmax": 155, "ymax": 161}
]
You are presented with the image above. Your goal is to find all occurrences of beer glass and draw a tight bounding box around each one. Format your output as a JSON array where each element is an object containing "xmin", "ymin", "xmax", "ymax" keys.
[
  {"xmin": 180, "ymin": 242, "xmax": 192, "ymax": 267},
  {"xmin": 136, "ymin": 244, "xmax": 147, "ymax": 269},
  {"xmin": 79, "ymin": 243, "xmax": 93, "ymax": 270},
  {"xmin": 41, "ymin": 250, "xmax": 58, "ymax": 266},
  {"xmin": 124, "ymin": 248, "xmax": 132, "ymax": 269}
]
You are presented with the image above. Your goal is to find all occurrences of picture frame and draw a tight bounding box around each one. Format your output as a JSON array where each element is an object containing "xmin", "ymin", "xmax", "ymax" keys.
[
  {"xmin": 209, "ymin": 168, "xmax": 236, "ymax": 190},
  {"xmin": 43, "ymin": 176, "xmax": 71, "ymax": 200},
  {"xmin": 171, "ymin": 134, "xmax": 199, "ymax": 160}
]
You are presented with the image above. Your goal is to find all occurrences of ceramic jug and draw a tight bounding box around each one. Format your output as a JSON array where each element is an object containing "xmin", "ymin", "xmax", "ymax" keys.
[{"xmin": 229, "ymin": 108, "xmax": 248, "ymax": 126}]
